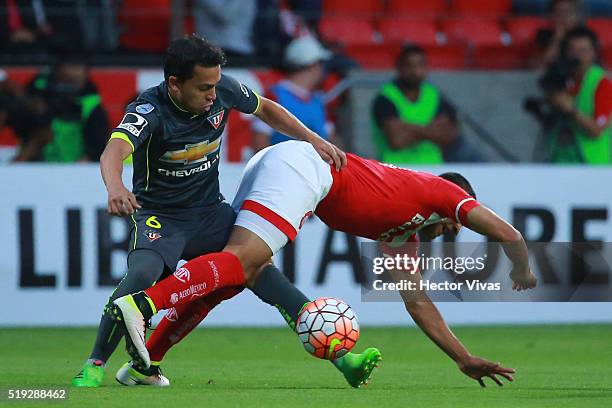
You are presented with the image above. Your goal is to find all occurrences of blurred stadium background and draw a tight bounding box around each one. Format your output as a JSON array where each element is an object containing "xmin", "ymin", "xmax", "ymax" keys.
[{"xmin": 2, "ymin": 0, "xmax": 612, "ymax": 383}]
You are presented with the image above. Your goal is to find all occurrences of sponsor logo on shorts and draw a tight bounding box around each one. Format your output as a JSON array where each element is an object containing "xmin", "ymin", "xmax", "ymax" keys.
[
  {"xmin": 159, "ymin": 137, "xmax": 221, "ymax": 165},
  {"xmin": 144, "ymin": 230, "xmax": 162, "ymax": 242},
  {"xmin": 206, "ymin": 109, "xmax": 225, "ymax": 130},
  {"xmin": 208, "ymin": 260, "xmax": 219, "ymax": 289},
  {"xmin": 165, "ymin": 307, "xmax": 178, "ymax": 322},
  {"xmin": 117, "ymin": 113, "xmax": 148, "ymax": 137},
  {"xmin": 173, "ymin": 267, "xmax": 191, "ymax": 283}
]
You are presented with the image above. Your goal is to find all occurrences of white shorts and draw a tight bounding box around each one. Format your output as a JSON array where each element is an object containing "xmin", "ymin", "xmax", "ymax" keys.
[{"xmin": 232, "ymin": 141, "xmax": 333, "ymax": 254}]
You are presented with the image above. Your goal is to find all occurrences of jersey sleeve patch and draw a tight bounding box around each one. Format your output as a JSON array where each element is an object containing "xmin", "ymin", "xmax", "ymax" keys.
[
  {"xmin": 135, "ymin": 103, "xmax": 155, "ymax": 114},
  {"xmin": 117, "ymin": 112, "xmax": 148, "ymax": 137}
]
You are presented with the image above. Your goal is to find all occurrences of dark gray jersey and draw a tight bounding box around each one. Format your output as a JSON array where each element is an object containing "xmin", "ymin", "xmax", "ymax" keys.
[{"xmin": 111, "ymin": 74, "xmax": 260, "ymax": 209}]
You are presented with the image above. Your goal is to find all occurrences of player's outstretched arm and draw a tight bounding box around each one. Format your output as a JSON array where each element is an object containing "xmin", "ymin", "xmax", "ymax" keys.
[
  {"xmin": 100, "ymin": 138, "xmax": 141, "ymax": 216},
  {"xmin": 395, "ymin": 270, "xmax": 515, "ymax": 387},
  {"xmin": 253, "ymin": 96, "xmax": 347, "ymax": 170},
  {"xmin": 466, "ymin": 206, "xmax": 537, "ymax": 291}
]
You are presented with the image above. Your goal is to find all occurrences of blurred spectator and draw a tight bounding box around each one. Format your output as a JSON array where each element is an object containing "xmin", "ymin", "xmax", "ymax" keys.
[
  {"xmin": 543, "ymin": 27, "xmax": 612, "ymax": 164},
  {"xmin": 193, "ymin": 0, "xmax": 256, "ymax": 60},
  {"xmin": 25, "ymin": 53, "xmax": 109, "ymax": 162},
  {"xmin": 1, "ymin": 0, "xmax": 53, "ymax": 52},
  {"xmin": 531, "ymin": 0, "xmax": 584, "ymax": 69},
  {"xmin": 286, "ymin": 0, "xmax": 323, "ymax": 33},
  {"xmin": 371, "ymin": 45, "xmax": 483, "ymax": 165},
  {"xmin": 0, "ymin": 70, "xmax": 52, "ymax": 161},
  {"xmin": 252, "ymin": 36, "xmax": 338, "ymax": 151}
]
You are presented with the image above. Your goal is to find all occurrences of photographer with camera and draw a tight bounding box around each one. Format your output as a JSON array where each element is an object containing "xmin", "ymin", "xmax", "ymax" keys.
[{"xmin": 530, "ymin": 27, "xmax": 612, "ymax": 164}]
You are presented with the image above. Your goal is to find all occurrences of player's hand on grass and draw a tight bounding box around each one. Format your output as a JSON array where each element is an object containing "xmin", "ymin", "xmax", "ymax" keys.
[
  {"xmin": 108, "ymin": 185, "xmax": 141, "ymax": 216},
  {"xmin": 309, "ymin": 136, "xmax": 347, "ymax": 171},
  {"xmin": 510, "ymin": 267, "xmax": 537, "ymax": 291},
  {"xmin": 457, "ymin": 355, "xmax": 515, "ymax": 387}
]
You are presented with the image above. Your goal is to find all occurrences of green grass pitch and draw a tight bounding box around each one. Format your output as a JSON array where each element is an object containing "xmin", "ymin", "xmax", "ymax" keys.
[{"xmin": 1, "ymin": 325, "xmax": 611, "ymax": 407}]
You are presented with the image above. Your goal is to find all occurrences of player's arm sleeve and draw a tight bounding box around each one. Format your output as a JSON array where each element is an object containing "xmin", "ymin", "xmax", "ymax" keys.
[
  {"xmin": 221, "ymin": 74, "xmax": 261, "ymax": 114},
  {"xmin": 110, "ymin": 102, "xmax": 159, "ymax": 153},
  {"xmin": 433, "ymin": 179, "xmax": 481, "ymax": 225},
  {"xmin": 372, "ymin": 95, "xmax": 399, "ymax": 129}
]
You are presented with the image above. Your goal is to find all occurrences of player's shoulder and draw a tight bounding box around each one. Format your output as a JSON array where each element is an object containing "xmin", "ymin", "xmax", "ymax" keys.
[
  {"xmin": 217, "ymin": 74, "xmax": 252, "ymax": 97},
  {"xmin": 127, "ymin": 83, "xmax": 165, "ymax": 114}
]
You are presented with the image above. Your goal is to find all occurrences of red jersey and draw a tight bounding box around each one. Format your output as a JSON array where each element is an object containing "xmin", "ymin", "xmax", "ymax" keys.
[{"xmin": 315, "ymin": 154, "xmax": 480, "ymax": 243}]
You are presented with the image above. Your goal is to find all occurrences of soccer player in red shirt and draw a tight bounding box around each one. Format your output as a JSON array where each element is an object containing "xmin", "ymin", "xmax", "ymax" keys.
[{"xmin": 112, "ymin": 141, "xmax": 536, "ymax": 387}]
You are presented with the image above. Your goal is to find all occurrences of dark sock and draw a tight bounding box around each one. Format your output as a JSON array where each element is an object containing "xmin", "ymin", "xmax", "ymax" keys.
[
  {"xmin": 88, "ymin": 309, "xmax": 124, "ymax": 363},
  {"xmin": 250, "ymin": 264, "xmax": 310, "ymax": 330},
  {"xmin": 133, "ymin": 291, "xmax": 154, "ymax": 320},
  {"xmin": 88, "ymin": 249, "xmax": 164, "ymax": 362}
]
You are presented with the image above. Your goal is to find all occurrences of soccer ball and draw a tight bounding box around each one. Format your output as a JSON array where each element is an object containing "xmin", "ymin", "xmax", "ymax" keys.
[{"xmin": 296, "ymin": 297, "xmax": 360, "ymax": 360}]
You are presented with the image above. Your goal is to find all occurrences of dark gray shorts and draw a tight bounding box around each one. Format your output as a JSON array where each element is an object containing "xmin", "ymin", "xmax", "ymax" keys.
[{"xmin": 127, "ymin": 201, "xmax": 236, "ymax": 273}]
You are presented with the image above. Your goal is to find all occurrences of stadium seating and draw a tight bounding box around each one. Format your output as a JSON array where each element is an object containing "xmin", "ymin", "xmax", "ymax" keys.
[
  {"xmin": 379, "ymin": 18, "xmax": 440, "ymax": 47},
  {"xmin": 442, "ymin": 18, "xmax": 505, "ymax": 47},
  {"xmin": 118, "ymin": 0, "xmax": 170, "ymax": 53},
  {"xmin": 473, "ymin": 45, "xmax": 523, "ymax": 69},
  {"xmin": 588, "ymin": 19, "xmax": 612, "ymax": 47},
  {"xmin": 451, "ymin": 0, "xmax": 512, "ymax": 17},
  {"xmin": 319, "ymin": 16, "xmax": 378, "ymax": 46},
  {"xmin": 506, "ymin": 17, "xmax": 548, "ymax": 45},
  {"xmin": 323, "ymin": 0, "xmax": 384, "ymax": 16},
  {"xmin": 386, "ymin": 0, "xmax": 448, "ymax": 17}
]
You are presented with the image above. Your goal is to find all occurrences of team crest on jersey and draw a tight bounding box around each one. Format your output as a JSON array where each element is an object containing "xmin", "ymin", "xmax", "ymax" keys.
[
  {"xmin": 206, "ymin": 109, "xmax": 225, "ymax": 130},
  {"xmin": 159, "ymin": 137, "xmax": 221, "ymax": 165},
  {"xmin": 144, "ymin": 230, "xmax": 162, "ymax": 242}
]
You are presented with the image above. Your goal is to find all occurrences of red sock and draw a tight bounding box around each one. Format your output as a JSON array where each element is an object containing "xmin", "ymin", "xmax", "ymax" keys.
[
  {"xmin": 145, "ymin": 251, "xmax": 245, "ymax": 311},
  {"xmin": 147, "ymin": 286, "xmax": 243, "ymax": 363}
]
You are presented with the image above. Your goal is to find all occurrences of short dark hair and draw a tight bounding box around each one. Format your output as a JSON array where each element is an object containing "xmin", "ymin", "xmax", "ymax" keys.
[
  {"xmin": 396, "ymin": 44, "xmax": 426, "ymax": 67},
  {"xmin": 439, "ymin": 172, "xmax": 477, "ymax": 199},
  {"xmin": 560, "ymin": 26, "xmax": 600, "ymax": 60},
  {"xmin": 163, "ymin": 35, "xmax": 227, "ymax": 82}
]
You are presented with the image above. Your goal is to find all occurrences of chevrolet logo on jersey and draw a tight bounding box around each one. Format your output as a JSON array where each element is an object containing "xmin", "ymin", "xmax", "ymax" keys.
[{"xmin": 159, "ymin": 137, "xmax": 221, "ymax": 165}]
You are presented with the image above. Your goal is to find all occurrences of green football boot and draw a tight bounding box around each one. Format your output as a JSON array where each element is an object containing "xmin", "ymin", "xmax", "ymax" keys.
[
  {"xmin": 334, "ymin": 347, "xmax": 382, "ymax": 388},
  {"xmin": 71, "ymin": 360, "xmax": 105, "ymax": 387}
]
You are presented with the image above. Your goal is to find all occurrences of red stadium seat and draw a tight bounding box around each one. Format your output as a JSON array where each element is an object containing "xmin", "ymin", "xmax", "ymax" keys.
[
  {"xmin": 442, "ymin": 18, "xmax": 505, "ymax": 47},
  {"xmin": 386, "ymin": 0, "xmax": 448, "ymax": 17},
  {"xmin": 425, "ymin": 45, "xmax": 468, "ymax": 69},
  {"xmin": 380, "ymin": 18, "xmax": 440, "ymax": 47},
  {"xmin": 450, "ymin": 0, "xmax": 512, "ymax": 18},
  {"xmin": 472, "ymin": 45, "xmax": 523, "ymax": 69},
  {"xmin": 507, "ymin": 17, "xmax": 548, "ymax": 45},
  {"xmin": 602, "ymin": 46, "xmax": 612, "ymax": 70},
  {"xmin": 319, "ymin": 16, "xmax": 377, "ymax": 45},
  {"xmin": 588, "ymin": 19, "xmax": 612, "ymax": 48},
  {"xmin": 323, "ymin": 0, "xmax": 384, "ymax": 16},
  {"xmin": 344, "ymin": 44, "xmax": 401, "ymax": 69},
  {"xmin": 119, "ymin": 0, "xmax": 170, "ymax": 53}
]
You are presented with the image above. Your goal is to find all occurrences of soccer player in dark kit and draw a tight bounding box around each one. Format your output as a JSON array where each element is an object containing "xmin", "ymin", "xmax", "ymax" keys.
[{"xmin": 70, "ymin": 35, "xmax": 384, "ymax": 387}]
